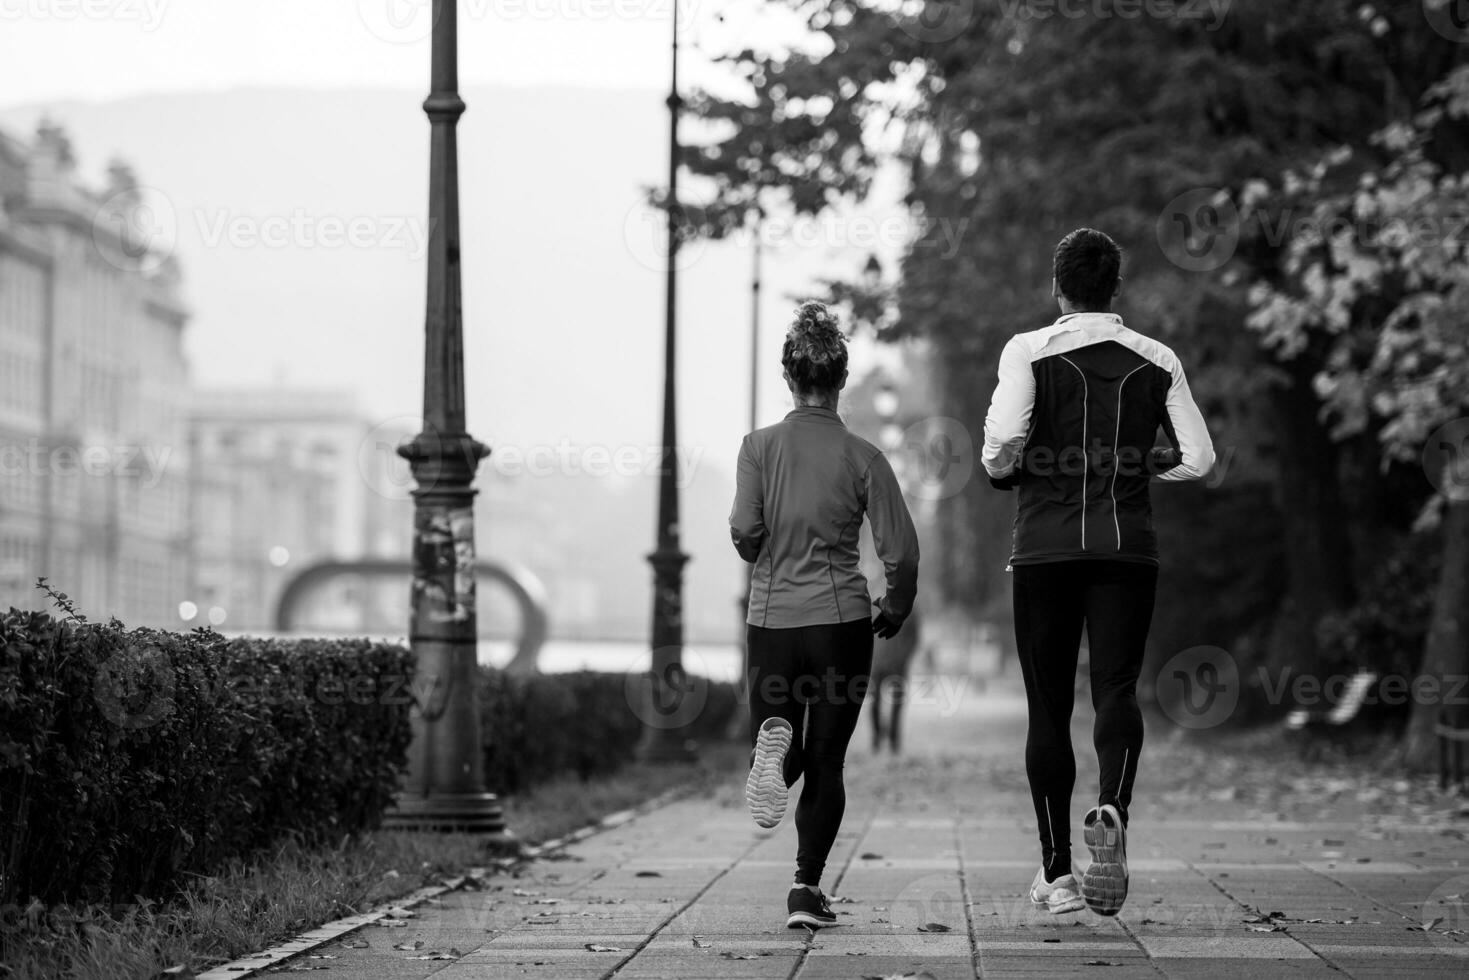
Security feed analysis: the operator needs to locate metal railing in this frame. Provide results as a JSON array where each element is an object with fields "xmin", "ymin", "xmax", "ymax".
[{"xmin": 273, "ymin": 558, "xmax": 549, "ymax": 674}]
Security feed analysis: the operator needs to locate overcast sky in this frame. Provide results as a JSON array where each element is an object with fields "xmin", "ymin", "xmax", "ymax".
[{"xmin": 0, "ymin": 0, "xmax": 807, "ymax": 105}]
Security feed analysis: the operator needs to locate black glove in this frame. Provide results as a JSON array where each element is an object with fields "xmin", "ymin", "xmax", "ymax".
[
  {"xmin": 871, "ymin": 598, "xmax": 903, "ymax": 639},
  {"xmin": 1147, "ymin": 447, "xmax": 1182, "ymax": 475},
  {"xmin": 988, "ymin": 471, "xmax": 1020, "ymax": 492}
]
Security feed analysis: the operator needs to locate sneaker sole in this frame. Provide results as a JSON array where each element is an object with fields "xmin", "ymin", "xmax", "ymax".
[
  {"xmin": 1031, "ymin": 891, "xmax": 1086, "ymax": 915},
  {"xmin": 786, "ymin": 912, "xmax": 835, "ymax": 929},
  {"xmin": 745, "ymin": 721, "xmax": 792, "ymax": 829},
  {"xmin": 1081, "ymin": 811, "xmax": 1128, "ymax": 916}
]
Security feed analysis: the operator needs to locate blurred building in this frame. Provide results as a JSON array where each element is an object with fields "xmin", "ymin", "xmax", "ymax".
[
  {"xmin": 187, "ymin": 388, "xmax": 413, "ymax": 631},
  {"xmin": 0, "ymin": 121, "xmax": 190, "ymax": 623}
]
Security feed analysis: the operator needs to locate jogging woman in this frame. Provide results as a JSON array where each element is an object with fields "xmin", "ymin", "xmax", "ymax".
[{"xmin": 729, "ymin": 300, "xmax": 920, "ymax": 929}]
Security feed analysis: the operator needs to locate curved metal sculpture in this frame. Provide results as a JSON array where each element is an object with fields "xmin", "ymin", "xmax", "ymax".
[{"xmin": 273, "ymin": 557, "xmax": 548, "ymax": 674}]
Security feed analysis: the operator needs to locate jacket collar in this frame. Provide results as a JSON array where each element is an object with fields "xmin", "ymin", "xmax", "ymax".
[
  {"xmin": 785, "ymin": 405, "xmax": 846, "ymax": 426},
  {"xmin": 1054, "ymin": 311, "xmax": 1123, "ymax": 328}
]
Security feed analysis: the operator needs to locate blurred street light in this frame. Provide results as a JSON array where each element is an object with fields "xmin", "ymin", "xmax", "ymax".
[
  {"xmin": 383, "ymin": 0, "xmax": 507, "ymax": 836},
  {"xmin": 268, "ymin": 545, "xmax": 290, "ymax": 568},
  {"xmin": 208, "ymin": 606, "xmax": 227, "ymax": 627},
  {"xmin": 638, "ymin": 0, "xmax": 697, "ymax": 764},
  {"xmin": 178, "ymin": 600, "xmax": 198, "ymax": 622}
]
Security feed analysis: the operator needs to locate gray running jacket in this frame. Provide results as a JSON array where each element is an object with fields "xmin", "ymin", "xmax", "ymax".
[{"xmin": 731, "ymin": 406, "xmax": 920, "ymax": 629}]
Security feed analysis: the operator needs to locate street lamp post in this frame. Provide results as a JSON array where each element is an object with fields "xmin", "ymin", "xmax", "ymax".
[
  {"xmin": 637, "ymin": 0, "xmax": 697, "ymax": 763},
  {"xmin": 383, "ymin": 0, "xmax": 507, "ymax": 835}
]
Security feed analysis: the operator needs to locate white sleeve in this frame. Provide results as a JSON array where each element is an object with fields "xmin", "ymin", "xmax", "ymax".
[
  {"xmin": 982, "ymin": 335, "xmax": 1035, "ymax": 480},
  {"xmin": 1157, "ymin": 360, "xmax": 1216, "ymax": 482}
]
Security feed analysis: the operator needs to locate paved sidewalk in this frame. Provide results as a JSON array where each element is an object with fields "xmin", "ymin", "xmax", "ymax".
[{"xmin": 298, "ymin": 680, "xmax": 1469, "ymax": 979}]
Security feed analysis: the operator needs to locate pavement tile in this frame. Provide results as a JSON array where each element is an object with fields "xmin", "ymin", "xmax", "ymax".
[{"xmin": 256, "ymin": 686, "xmax": 1467, "ymax": 980}]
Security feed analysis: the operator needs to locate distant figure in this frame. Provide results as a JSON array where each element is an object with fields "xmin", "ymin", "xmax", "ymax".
[
  {"xmin": 982, "ymin": 229, "xmax": 1215, "ymax": 918},
  {"xmin": 869, "ymin": 607, "xmax": 922, "ymax": 753},
  {"xmin": 729, "ymin": 300, "xmax": 920, "ymax": 930}
]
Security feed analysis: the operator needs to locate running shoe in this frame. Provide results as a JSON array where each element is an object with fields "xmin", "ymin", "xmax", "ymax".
[
  {"xmin": 745, "ymin": 716, "xmax": 793, "ymax": 829},
  {"xmin": 786, "ymin": 886, "xmax": 837, "ymax": 928},
  {"xmin": 1080, "ymin": 804, "xmax": 1129, "ymax": 916},
  {"xmin": 1028, "ymin": 867, "xmax": 1085, "ymax": 914}
]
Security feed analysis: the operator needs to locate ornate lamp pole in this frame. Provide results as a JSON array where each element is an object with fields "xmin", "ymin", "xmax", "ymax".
[
  {"xmin": 384, "ymin": 0, "xmax": 507, "ymax": 834},
  {"xmin": 637, "ymin": 0, "xmax": 697, "ymax": 763}
]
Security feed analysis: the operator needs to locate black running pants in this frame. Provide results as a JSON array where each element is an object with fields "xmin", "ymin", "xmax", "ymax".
[
  {"xmin": 746, "ymin": 620, "xmax": 873, "ymax": 887},
  {"xmin": 1012, "ymin": 560, "xmax": 1157, "ymax": 878}
]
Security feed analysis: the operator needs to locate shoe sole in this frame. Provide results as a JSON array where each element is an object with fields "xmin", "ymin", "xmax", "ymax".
[
  {"xmin": 745, "ymin": 721, "xmax": 792, "ymax": 829},
  {"xmin": 1030, "ymin": 891, "xmax": 1086, "ymax": 915},
  {"xmin": 1081, "ymin": 809, "xmax": 1128, "ymax": 916},
  {"xmin": 786, "ymin": 912, "xmax": 835, "ymax": 929}
]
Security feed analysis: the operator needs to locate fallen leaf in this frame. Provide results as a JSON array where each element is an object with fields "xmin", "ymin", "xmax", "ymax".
[
  {"xmin": 917, "ymin": 922, "xmax": 951, "ymax": 933},
  {"xmin": 585, "ymin": 944, "xmax": 624, "ymax": 952},
  {"xmin": 393, "ymin": 941, "xmax": 423, "ymax": 951},
  {"xmin": 634, "ymin": 871, "xmax": 663, "ymax": 878},
  {"xmin": 691, "ymin": 937, "xmax": 711, "ymax": 949},
  {"xmin": 859, "ymin": 852, "xmax": 884, "ymax": 860}
]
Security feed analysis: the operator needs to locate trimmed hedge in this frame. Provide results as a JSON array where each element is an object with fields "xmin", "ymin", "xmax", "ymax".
[
  {"xmin": 0, "ymin": 610, "xmax": 414, "ymax": 906},
  {"xmin": 479, "ymin": 668, "xmax": 741, "ymax": 794},
  {"xmin": 1, "ymin": 602, "xmax": 742, "ymax": 906}
]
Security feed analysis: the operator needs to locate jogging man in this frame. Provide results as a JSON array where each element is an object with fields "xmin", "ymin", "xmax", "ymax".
[{"xmin": 982, "ymin": 229, "xmax": 1215, "ymax": 916}]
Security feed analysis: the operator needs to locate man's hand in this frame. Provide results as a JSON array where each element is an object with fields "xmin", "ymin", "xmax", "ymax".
[
  {"xmin": 871, "ymin": 597, "xmax": 903, "ymax": 639},
  {"xmin": 1148, "ymin": 447, "xmax": 1182, "ymax": 475}
]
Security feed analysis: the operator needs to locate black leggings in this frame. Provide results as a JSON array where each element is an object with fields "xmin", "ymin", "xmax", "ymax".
[
  {"xmin": 746, "ymin": 620, "xmax": 873, "ymax": 888},
  {"xmin": 1012, "ymin": 560, "xmax": 1157, "ymax": 878}
]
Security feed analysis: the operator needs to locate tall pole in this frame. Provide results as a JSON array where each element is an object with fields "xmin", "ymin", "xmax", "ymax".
[
  {"xmin": 729, "ymin": 221, "xmax": 762, "ymax": 742},
  {"xmin": 749, "ymin": 226, "xmax": 761, "ymax": 434},
  {"xmin": 638, "ymin": 0, "xmax": 696, "ymax": 763},
  {"xmin": 384, "ymin": 0, "xmax": 507, "ymax": 834}
]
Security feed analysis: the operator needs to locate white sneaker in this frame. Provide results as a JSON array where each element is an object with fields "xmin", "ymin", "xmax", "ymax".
[
  {"xmin": 745, "ymin": 717, "xmax": 793, "ymax": 829},
  {"xmin": 1029, "ymin": 867, "xmax": 1085, "ymax": 915}
]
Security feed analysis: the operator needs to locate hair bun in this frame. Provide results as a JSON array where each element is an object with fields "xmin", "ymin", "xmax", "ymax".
[{"xmin": 782, "ymin": 301, "xmax": 848, "ymax": 393}]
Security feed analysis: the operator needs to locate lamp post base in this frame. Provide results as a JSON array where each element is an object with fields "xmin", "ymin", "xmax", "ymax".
[{"xmin": 383, "ymin": 791, "xmax": 512, "ymax": 838}]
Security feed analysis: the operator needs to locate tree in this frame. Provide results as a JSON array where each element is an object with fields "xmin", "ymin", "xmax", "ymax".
[
  {"xmin": 1242, "ymin": 65, "xmax": 1469, "ymax": 766},
  {"xmin": 682, "ymin": 1, "xmax": 1464, "ymax": 702}
]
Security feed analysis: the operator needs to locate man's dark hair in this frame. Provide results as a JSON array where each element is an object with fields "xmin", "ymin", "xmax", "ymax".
[{"xmin": 1054, "ymin": 228, "xmax": 1122, "ymax": 311}]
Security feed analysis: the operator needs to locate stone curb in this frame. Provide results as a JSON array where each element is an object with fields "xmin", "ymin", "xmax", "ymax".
[{"xmin": 194, "ymin": 785, "xmax": 695, "ymax": 978}]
